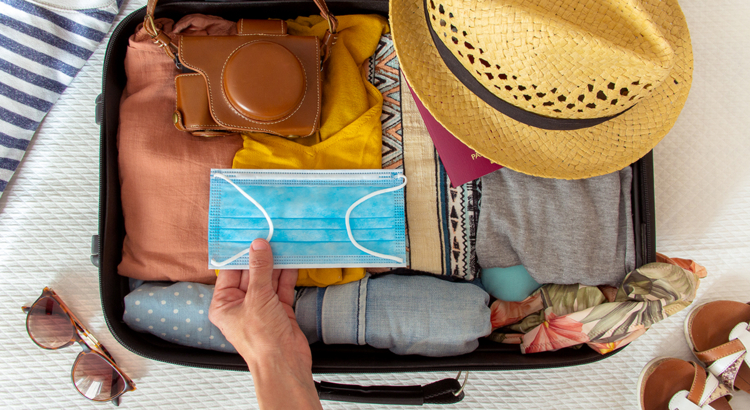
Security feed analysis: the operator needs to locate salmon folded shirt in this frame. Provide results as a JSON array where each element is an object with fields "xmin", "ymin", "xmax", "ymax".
[
  {"xmin": 233, "ymin": 15, "xmax": 389, "ymax": 287},
  {"xmin": 118, "ymin": 15, "xmax": 243, "ymax": 284}
]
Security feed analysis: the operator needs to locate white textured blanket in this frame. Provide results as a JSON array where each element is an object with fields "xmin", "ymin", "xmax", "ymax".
[{"xmin": 1, "ymin": 1, "xmax": 749, "ymax": 408}]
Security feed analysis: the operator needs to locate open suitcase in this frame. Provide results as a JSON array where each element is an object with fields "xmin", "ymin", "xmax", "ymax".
[{"xmin": 94, "ymin": 0, "xmax": 657, "ymax": 405}]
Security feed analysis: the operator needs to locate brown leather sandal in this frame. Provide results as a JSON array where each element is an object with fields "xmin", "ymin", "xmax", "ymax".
[
  {"xmin": 638, "ymin": 357, "xmax": 732, "ymax": 410},
  {"xmin": 685, "ymin": 301, "xmax": 750, "ymax": 393}
]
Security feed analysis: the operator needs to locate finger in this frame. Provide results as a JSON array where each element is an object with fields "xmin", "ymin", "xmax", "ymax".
[
  {"xmin": 277, "ymin": 269, "xmax": 299, "ymax": 307},
  {"xmin": 238, "ymin": 269, "xmax": 250, "ymax": 293},
  {"xmin": 272, "ymin": 269, "xmax": 282, "ymax": 294},
  {"xmin": 245, "ymin": 239, "xmax": 275, "ymax": 293},
  {"xmin": 214, "ymin": 270, "xmax": 243, "ymax": 293}
]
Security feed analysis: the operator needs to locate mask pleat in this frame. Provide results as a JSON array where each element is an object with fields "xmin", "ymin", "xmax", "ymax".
[
  {"xmin": 220, "ymin": 185, "xmax": 396, "ymax": 219},
  {"xmin": 218, "ymin": 217, "xmax": 398, "ymax": 230},
  {"xmin": 218, "ymin": 228, "xmax": 397, "ymax": 243}
]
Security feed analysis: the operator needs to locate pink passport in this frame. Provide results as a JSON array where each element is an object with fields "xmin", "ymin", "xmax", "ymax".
[{"xmin": 408, "ymin": 84, "xmax": 502, "ymax": 187}]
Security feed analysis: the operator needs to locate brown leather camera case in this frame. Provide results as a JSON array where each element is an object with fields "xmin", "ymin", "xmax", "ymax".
[{"xmin": 174, "ymin": 19, "xmax": 321, "ymax": 138}]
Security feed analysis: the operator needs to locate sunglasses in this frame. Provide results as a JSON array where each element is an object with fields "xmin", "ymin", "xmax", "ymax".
[{"xmin": 22, "ymin": 287, "xmax": 136, "ymax": 406}]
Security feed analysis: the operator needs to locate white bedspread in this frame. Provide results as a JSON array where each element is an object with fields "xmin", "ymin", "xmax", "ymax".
[{"xmin": 1, "ymin": 1, "xmax": 749, "ymax": 408}]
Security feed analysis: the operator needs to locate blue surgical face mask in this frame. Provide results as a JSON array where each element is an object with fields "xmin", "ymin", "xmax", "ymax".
[{"xmin": 208, "ymin": 169, "xmax": 407, "ymax": 269}]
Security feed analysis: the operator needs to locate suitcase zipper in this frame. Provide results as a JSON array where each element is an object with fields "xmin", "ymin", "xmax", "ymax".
[{"xmin": 638, "ymin": 153, "xmax": 655, "ymax": 264}]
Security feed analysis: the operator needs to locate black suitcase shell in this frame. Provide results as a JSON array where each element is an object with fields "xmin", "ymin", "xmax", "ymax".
[{"xmin": 96, "ymin": 0, "xmax": 656, "ymax": 404}]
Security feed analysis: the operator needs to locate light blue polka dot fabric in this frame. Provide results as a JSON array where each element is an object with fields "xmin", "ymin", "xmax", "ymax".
[{"xmin": 123, "ymin": 282, "xmax": 236, "ymax": 353}]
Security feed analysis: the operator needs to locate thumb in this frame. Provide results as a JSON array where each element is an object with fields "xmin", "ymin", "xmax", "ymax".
[{"xmin": 246, "ymin": 239, "xmax": 275, "ymax": 293}]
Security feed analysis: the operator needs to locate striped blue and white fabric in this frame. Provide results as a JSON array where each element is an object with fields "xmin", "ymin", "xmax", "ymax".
[{"xmin": 0, "ymin": 0, "xmax": 121, "ymax": 197}]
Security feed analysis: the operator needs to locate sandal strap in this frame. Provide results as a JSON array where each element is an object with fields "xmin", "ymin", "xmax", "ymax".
[
  {"xmin": 696, "ymin": 339, "xmax": 745, "ymax": 364},
  {"xmin": 696, "ymin": 322, "xmax": 750, "ymax": 389},
  {"xmin": 669, "ymin": 362, "xmax": 732, "ymax": 410},
  {"xmin": 689, "ymin": 361, "xmax": 709, "ymax": 404}
]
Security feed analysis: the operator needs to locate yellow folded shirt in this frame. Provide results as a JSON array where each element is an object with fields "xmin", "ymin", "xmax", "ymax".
[{"xmin": 232, "ymin": 14, "xmax": 389, "ymax": 287}]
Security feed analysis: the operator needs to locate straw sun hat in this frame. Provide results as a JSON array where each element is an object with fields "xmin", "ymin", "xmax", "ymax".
[{"xmin": 390, "ymin": 0, "xmax": 693, "ymax": 179}]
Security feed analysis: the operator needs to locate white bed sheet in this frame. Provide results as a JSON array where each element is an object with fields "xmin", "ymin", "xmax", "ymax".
[{"xmin": 1, "ymin": 1, "xmax": 749, "ymax": 408}]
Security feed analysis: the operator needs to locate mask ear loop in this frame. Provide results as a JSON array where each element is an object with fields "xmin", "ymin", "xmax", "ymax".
[
  {"xmin": 345, "ymin": 175, "xmax": 407, "ymax": 263},
  {"xmin": 210, "ymin": 173, "xmax": 274, "ymax": 267}
]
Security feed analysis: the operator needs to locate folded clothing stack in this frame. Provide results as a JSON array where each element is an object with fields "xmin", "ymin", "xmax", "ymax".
[
  {"xmin": 124, "ymin": 272, "xmax": 492, "ymax": 356},
  {"xmin": 123, "ymin": 257, "xmax": 703, "ymax": 356}
]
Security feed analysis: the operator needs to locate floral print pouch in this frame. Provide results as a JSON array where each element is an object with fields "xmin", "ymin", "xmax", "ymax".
[{"xmin": 488, "ymin": 253, "xmax": 704, "ymax": 354}]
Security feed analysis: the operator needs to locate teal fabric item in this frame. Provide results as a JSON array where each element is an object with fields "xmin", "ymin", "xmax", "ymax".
[{"xmin": 481, "ymin": 265, "xmax": 542, "ymax": 302}]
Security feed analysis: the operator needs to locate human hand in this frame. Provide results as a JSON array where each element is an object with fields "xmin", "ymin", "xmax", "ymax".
[{"xmin": 209, "ymin": 239, "xmax": 321, "ymax": 410}]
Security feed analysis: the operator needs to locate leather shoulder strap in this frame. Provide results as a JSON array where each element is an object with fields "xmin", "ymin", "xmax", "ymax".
[
  {"xmin": 144, "ymin": 0, "xmax": 338, "ymax": 63},
  {"xmin": 146, "ymin": 0, "xmax": 157, "ymax": 18},
  {"xmin": 312, "ymin": 0, "xmax": 339, "ymax": 62},
  {"xmin": 145, "ymin": 0, "xmax": 337, "ymax": 25},
  {"xmin": 143, "ymin": 0, "xmax": 178, "ymax": 62},
  {"xmin": 312, "ymin": 0, "xmax": 338, "ymax": 33}
]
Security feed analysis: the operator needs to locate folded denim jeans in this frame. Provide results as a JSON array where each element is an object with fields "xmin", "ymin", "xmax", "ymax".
[{"xmin": 296, "ymin": 272, "xmax": 492, "ymax": 357}]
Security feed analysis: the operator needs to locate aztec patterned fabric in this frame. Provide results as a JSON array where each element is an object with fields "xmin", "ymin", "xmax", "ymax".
[{"xmin": 368, "ymin": 34, "xmax": 480, "ymax": 280}]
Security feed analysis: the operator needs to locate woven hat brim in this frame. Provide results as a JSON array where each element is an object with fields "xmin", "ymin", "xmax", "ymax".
[{"xmin": 390, "ymin": 0, "xmax": 693, "ymax": 179}]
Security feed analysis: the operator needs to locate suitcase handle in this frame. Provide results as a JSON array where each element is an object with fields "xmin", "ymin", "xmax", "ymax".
[{"xmin": 315, "ymin": 371, "xmax": 468, "ymax": 405}]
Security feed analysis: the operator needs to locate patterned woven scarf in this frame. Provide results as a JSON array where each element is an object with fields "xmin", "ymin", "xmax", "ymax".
[{"xmin": 369, "ymin": 34, "xmax": 480, "ymax": 280}]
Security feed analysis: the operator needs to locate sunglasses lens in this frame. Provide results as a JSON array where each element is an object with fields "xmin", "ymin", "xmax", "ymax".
[
  {"xmin": 27, "ymin": 296, "xmax": 75, "ymax": 349},
  {"xmin": 73, "ymin": 353, "xmax": 126, "ymax": 401}
]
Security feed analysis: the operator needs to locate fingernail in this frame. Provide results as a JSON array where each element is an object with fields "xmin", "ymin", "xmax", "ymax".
[{"xmin": 251, "ymin": 239, "xmax": 269, "ymax": 251}]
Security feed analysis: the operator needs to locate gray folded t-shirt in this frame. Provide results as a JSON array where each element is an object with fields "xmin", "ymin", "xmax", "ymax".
[{"xmin": 477, "ymin": 167, "xmax": 635, "ymax": 286}]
